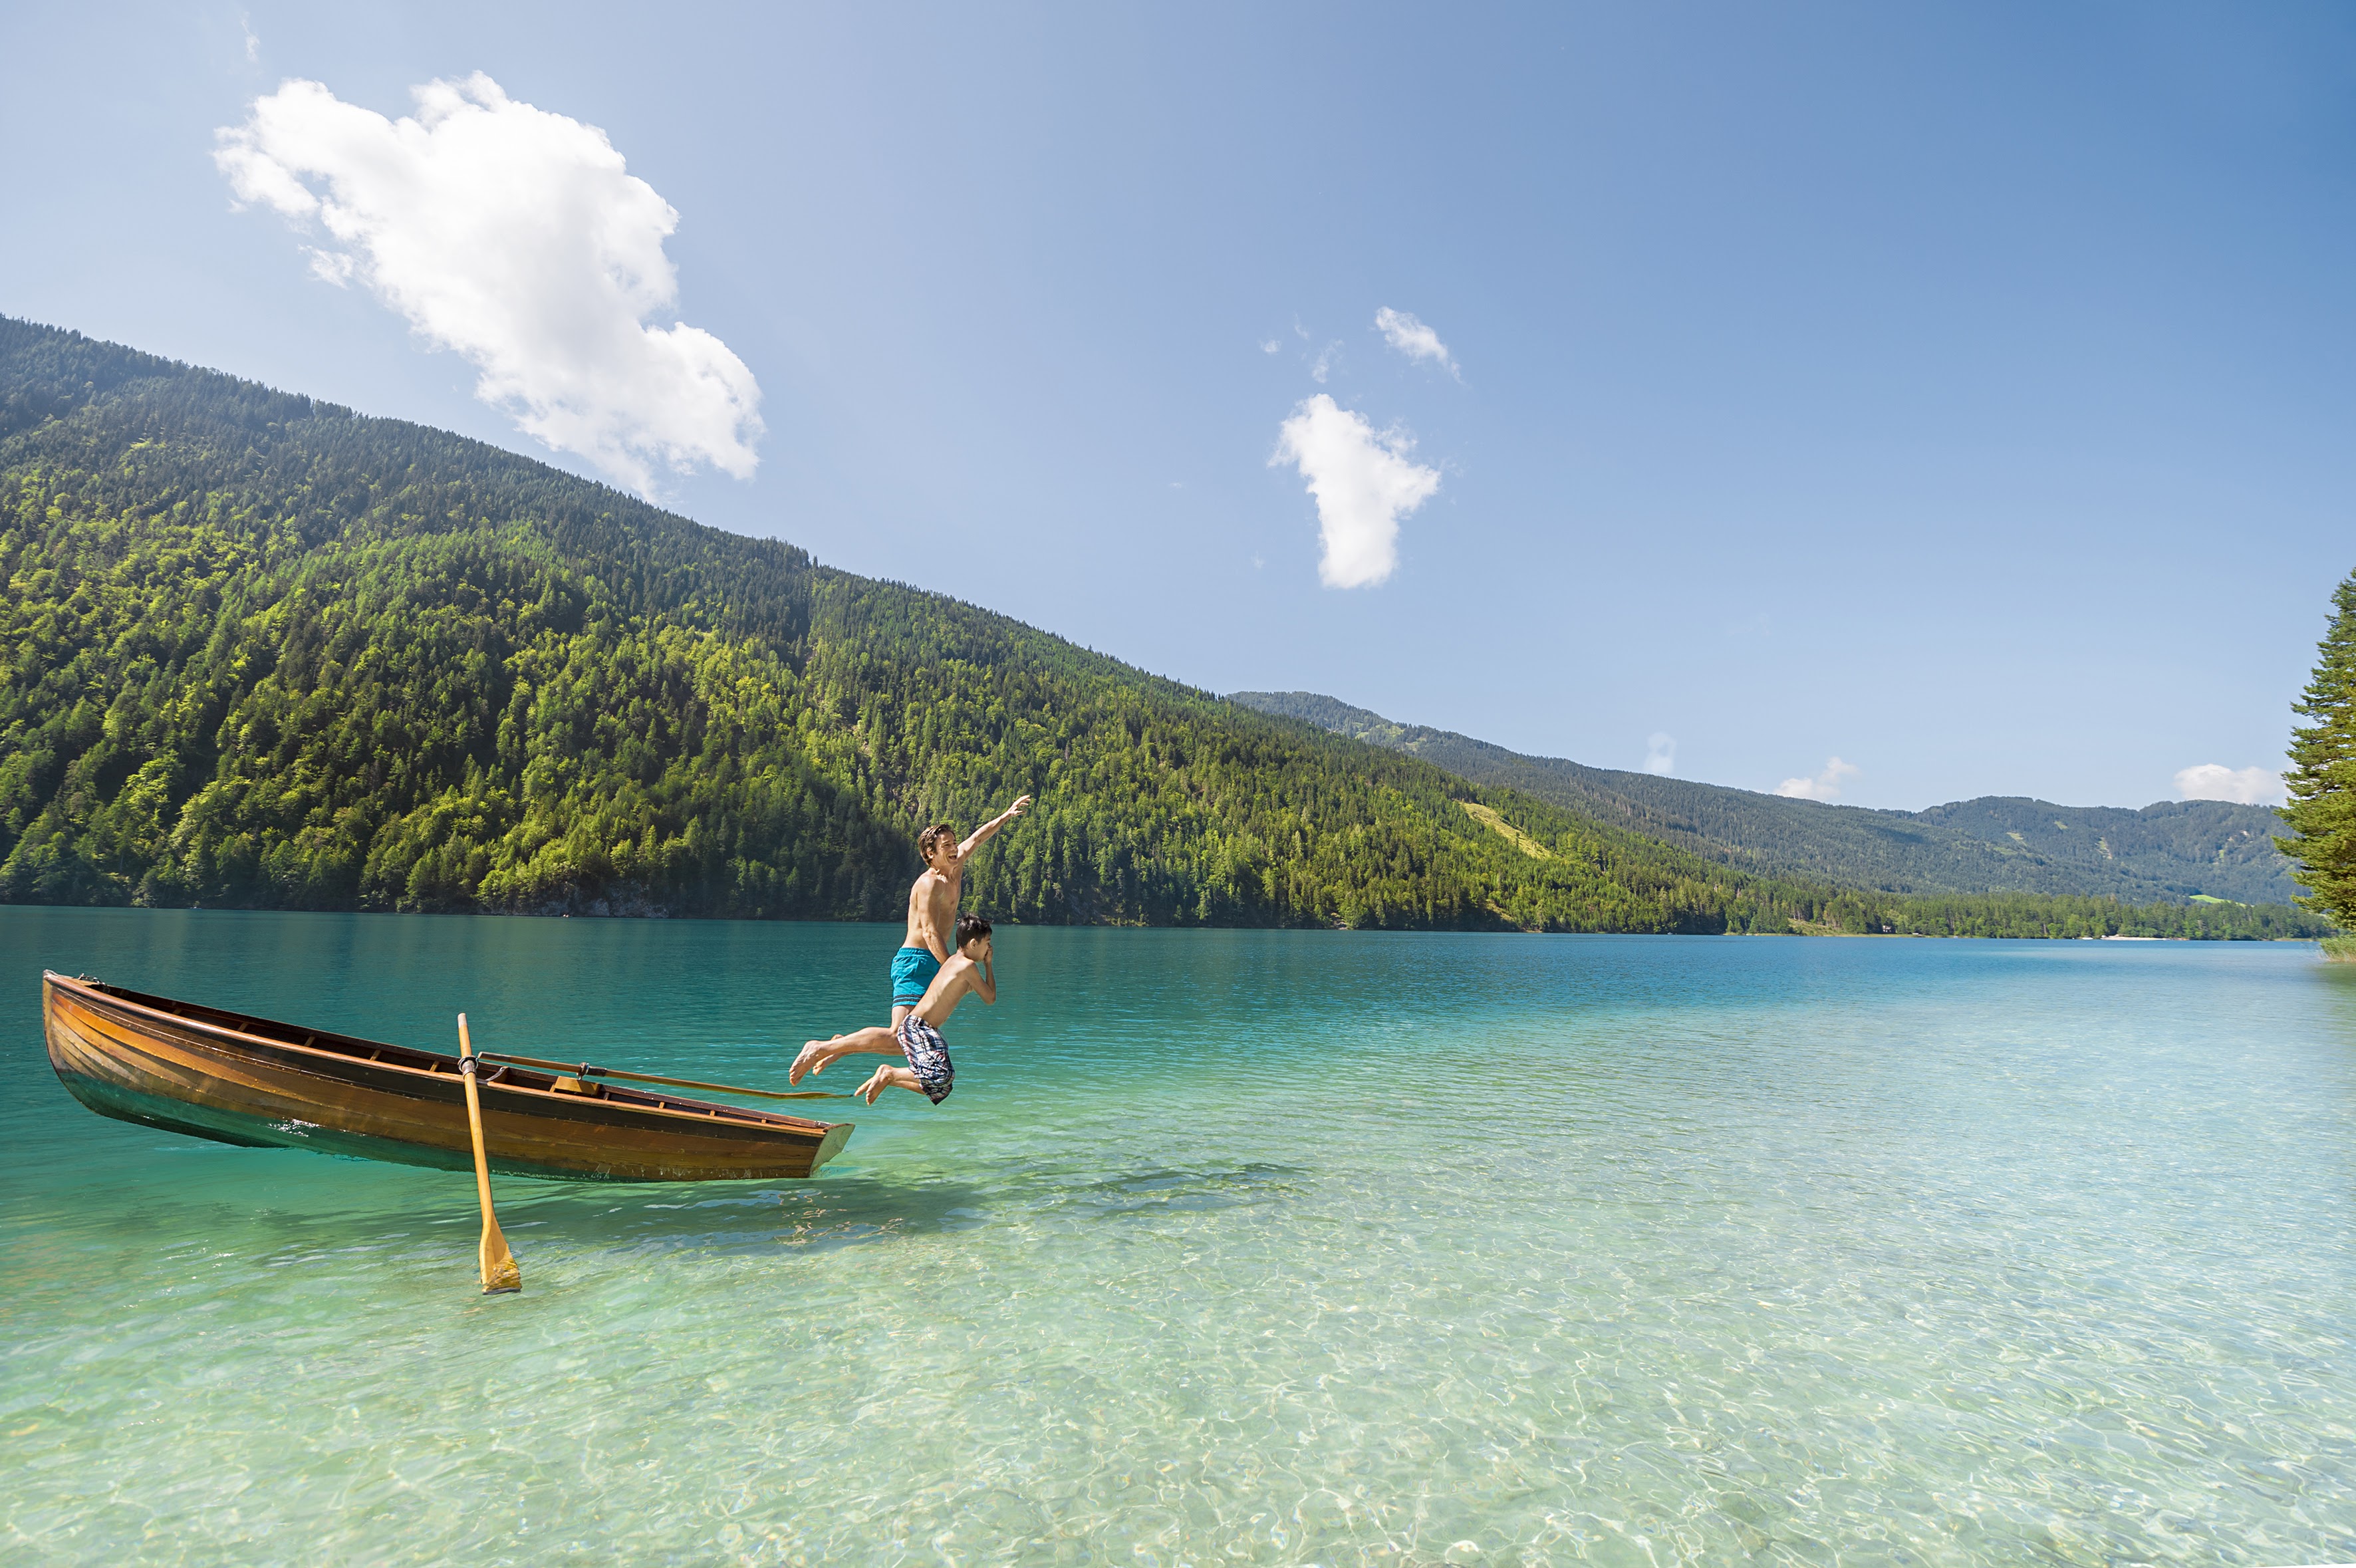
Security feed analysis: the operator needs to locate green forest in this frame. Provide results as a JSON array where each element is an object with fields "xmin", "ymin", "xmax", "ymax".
[
  {"xmin": 0, "ymin": 319, "xmax": 2331, "ymax": 941},
  {"xmin": 1232, "ymin": 691, "xmax": 2301, "ymax": 904},
  {"xmin": 1793, "ymin": 892, "xmax": 2322, "ymax": 940}
]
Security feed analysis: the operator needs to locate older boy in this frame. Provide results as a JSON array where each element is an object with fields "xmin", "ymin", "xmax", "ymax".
[
  {"xmin": 892, "ymin": 796, "xmax": 1026, "ymax": 1021},
  {"xmin": 791, "ymin": 795, "xmax": 1027, "ymax": 1084},
  {"xmin": 794, "ymin": 914, "xmax": 997, "ymax": 1105}
]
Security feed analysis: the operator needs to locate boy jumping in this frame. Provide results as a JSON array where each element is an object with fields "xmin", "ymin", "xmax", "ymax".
[
  {"xmin": 791, "ymin": 795, "xmax": 1027, "ymax": 1084},
  {"xmin": 793, "ymin": 914, "xmax": 997, "ymax": 1105}
]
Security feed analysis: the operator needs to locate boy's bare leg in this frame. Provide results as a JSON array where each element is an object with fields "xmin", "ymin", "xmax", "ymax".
[
  {"xmin": 855, "ymin": 1063, "xmax": 925, "ymax": 1105},
  {"xmin": 790, "ymin": 1024, "xmax": 903, "ymax": 1083},
  {"xmin": 791, "ymin": 1003, "xmax": 918, "ymax": 1082}
]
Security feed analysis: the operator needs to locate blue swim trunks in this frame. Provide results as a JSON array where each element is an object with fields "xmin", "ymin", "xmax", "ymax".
[{"xmin": 890, "ymin": 945, "xmax": 942, "ymax": 1009}]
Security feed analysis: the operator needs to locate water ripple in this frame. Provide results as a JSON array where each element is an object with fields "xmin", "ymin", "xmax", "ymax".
[{"xmin": 1, "ymin": 915, "xmax": 2353, "ymax": 1564}]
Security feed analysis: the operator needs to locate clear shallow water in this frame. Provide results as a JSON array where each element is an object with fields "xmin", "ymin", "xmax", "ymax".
[{"xmin": 1, "ymin": 911, "xmax": 2352, "ymax": 1567}]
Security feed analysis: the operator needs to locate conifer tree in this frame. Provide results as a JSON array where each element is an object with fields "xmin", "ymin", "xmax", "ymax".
[{"xmin": 2279, "ymin": 569, "xmax": 2356, "ymax": 924}]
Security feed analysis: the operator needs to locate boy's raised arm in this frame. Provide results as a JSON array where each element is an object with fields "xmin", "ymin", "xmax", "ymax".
[{"xmin": 958, "ymin": 795, "xmax": 1033, "ymax": 860}]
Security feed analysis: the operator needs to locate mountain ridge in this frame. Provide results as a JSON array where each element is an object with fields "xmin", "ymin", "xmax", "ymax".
[
  {"xmin": 0, "ymin": 317, "xmax": 2316, "ymax": 939},
  {"xmin": 0, "ymin": 317, "xmax": 1847, "ymax": 933},
  {"xmin": 1226, "ymin": 690, "xmax": 2295, "ymax": 905}
]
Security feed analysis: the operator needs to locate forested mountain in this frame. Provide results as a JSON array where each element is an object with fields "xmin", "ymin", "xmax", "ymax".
[
  {"xmin": 0, "ymin": 318, "xmax": 1854, "ymax": 934},
  {"xmin": 1230, "ymin": 691, "xmax": 2297, "ymax": 904},
  {"xmin": 1, "ymin": 321, "xmax": 2319, "ymax": 939}
]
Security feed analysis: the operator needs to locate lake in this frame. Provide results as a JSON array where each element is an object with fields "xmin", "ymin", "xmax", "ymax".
[{"xmin": 1, "ymin": 909, "xmax": 2351, "ymax": 1565}]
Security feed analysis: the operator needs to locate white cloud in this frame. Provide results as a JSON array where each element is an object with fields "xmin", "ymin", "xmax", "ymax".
[
  {"xmin": 1271, "ymin": 394, "xmax": 1440, "ymax": 589},
  {"xmin": 1259, "ymin": 338, "xmax": 1281, "ymax": 354},
  {"xmin": 1309, "ymin": 340, "xmax": 1342, "ymax": 384},
  {"xmin": 1374, "ymin": 307, "xmax": 1459, "ymax": 377},
  {"xmin": 214, "ymin": 73, "xmax": 761, "ymax": 497},
  {"xmin": 2173, "ymin": 763, "xmax": 2286, "ymax": 806},
  {"xmin": 1775, "ymin": 757, "xmax": 1859, "ymax": 801},
  {"xmin": 240, "ymin": 13, "xmax": 259, "ymax": 62},
  {"xmin": 1642, "ymin": 733, "xmax": 1676, "ymax": 776}
]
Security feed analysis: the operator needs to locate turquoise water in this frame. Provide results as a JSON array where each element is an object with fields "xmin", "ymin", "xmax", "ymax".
[{"xmin": 1, "ymin": 910, "xmax": 2353, "ymax": 1566}]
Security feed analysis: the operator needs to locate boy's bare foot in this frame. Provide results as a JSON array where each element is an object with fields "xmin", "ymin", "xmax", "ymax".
[
  {"xmin": 856, "ymin": 1065, "xmax": 893, "ymax": 1105},
  {"xmin": 789, "ymin": 1039, "xmax": 828, "ymax": 1085}
]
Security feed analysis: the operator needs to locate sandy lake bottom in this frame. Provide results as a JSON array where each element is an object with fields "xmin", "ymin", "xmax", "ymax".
[{"xmin": 2, "ymin": 910, "xmax": 2351, "ymax": 1565}]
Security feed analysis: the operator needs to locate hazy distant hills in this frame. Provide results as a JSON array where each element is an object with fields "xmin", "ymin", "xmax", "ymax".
[{"xmin": 1228, "ymin": 692, "xmax": 2297, "ymax": 906}]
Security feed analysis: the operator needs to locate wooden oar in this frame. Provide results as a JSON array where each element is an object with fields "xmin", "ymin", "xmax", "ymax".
[
  {"xmin": 477, "ymin": 1051, "xmax": 851, "ymax": 1102},
  {"xmin": 456, "ymin": 1015, "xmax": 521, "ymax": 1295}
]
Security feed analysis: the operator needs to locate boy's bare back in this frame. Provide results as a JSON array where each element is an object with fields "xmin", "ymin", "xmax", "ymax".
[{"xmin": 913, "ymin": 948, "xmax": 994, "ymax": 1027}]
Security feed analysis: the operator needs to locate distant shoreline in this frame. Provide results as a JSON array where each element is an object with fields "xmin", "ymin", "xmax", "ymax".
[{"xmin": 0, "ymin": 903, "xmax": 2331, "ymax": 945}]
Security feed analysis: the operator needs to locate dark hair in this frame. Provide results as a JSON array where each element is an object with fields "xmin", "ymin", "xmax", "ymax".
[
  {"xmin": 956, "ymin": 913, "xmax": 993, "ymax": 946},
  {"xmin": 918, "ymin": 823, "xmax": 956, "ymax": 859}
]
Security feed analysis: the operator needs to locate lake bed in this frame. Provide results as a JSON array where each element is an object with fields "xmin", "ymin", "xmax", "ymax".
[{"xmin": 2, "ymin": 910, "xmax": 2351, "ymax": 1565}]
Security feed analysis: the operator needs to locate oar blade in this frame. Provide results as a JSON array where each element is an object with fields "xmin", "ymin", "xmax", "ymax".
[{"xmin": 480, "ymin": 1222, "xmax": 521, "ymax": 1294}]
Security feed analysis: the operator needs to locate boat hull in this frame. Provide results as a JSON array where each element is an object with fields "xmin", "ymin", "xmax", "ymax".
[{"xmin": 43, "ymin": 972, "xmax": 852, "ymax": 1182}]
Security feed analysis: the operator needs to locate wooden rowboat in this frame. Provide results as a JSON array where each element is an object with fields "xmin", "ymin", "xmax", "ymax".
[{"xmin": 43, "ymin": 972, "xmax": 854, "ymax": 1181}]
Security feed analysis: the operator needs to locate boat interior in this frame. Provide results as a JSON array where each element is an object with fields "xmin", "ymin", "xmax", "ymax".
[{"xmin": 55, "ymin": 974, "xmax": 828, "ymax": 1131}]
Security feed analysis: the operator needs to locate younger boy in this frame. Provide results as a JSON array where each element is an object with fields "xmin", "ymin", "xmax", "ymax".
[{"xmin": 795, "ymin": 914, "xmax": 997, "ymax": 1105}]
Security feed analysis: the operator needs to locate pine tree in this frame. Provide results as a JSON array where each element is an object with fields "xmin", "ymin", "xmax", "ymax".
[{"xmin": 2279, "ymin": 569, "xmax": 2356, "ymax": 925}]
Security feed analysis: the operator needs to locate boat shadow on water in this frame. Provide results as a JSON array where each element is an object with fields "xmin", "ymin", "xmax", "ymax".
[
  {"xmin": 461, "ymin": 1172, "xmax": 1005, "ymax": 1259},
  {"xmin": 21, "ymin": 1146, "xmax": 1316, "ymax": 1287},
  {"xmin": 485, "ymin": 1158, "xmax": 1314, "ymax": 1259}
]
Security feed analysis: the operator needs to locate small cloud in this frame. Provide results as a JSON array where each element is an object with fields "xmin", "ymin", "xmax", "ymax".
[
  {"xmin": 1271, "ymin": 394, "xmax": 1440, "ymax": 590},
  {"xmin": 1374, "ymin": 307, "xmax": 1460, "ymax": 378},
  {"xmin": 214, "ymin": 72, "xmax": 761, "ymax": 497},
  {"xmin": 1309, "ymin": 340, "xmax": 1342, "ymax": 384},
  {"xmin": 1642, "ymin": 733, "xmax": 1676, "ymax": 776},
  {"xmin": 2173, "ymin": 763, "xmax": 2286, "ymax": 806},
  {"xmin": 1259, "ymin": 338, "xmax": 1281, "ymax": 354},
  {"xmin": 1251, "ymin": 554, "xmax": 1265, "ymax": 569},
  {"xmin": 1775, "ymin": 757, "xmax": 1859, "ymax": 802},
  {"xmin": 241, "ymin": 13, "xmax": 259, "ymax": 62}
]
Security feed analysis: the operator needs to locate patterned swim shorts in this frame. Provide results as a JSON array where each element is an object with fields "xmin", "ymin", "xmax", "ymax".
[{"xmin": 894, "ymin": 1013, "xmax": 955, "ymax": 1105}]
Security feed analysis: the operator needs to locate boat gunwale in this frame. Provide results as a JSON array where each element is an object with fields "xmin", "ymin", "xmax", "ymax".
[{"xmin": 41, "ymin": 970, "xmax": 845, "ymax": 1141}]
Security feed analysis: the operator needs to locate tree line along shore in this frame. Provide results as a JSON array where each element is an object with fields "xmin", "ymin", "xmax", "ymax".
[{"xmin": 0, "ymin": 319, "xmax": 2339, "ymax": 942}]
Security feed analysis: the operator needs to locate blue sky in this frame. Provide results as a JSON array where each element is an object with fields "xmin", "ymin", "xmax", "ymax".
[{"xmin": 5, "ymin": 3, "xmax": 2351, "ymax": 810}]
